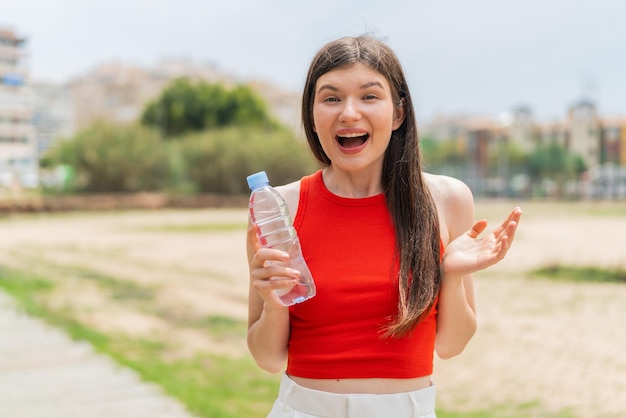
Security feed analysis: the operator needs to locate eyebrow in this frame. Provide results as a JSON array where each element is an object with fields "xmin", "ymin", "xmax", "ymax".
[{"xmin": 316, "ymin": 81, "xmax": 385, "ymax": 95}]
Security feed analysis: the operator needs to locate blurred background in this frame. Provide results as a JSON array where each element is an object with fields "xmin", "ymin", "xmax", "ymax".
[
  {"xmin": 1, "ymin": 2, "xmax": 625, "ymax": 418},
  {"xmin": 1, "ymin": 0, "xmax": 625, "ymax": 199}
]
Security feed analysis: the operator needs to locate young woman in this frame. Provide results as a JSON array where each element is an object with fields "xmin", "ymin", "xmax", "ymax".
[{"xmin": 247, "ymin": 35, "xmax": 522, "ymax": 418}]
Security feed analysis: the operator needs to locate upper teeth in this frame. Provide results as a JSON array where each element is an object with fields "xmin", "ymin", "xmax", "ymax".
[{"xmin": 338, "ymin": 133, "xmax": 366, "ymax": 138}]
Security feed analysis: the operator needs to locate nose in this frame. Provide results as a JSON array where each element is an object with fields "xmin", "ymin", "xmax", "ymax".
[{"xmin": 338, "ymin": 99, "xmax": 361, "ymax": 122}]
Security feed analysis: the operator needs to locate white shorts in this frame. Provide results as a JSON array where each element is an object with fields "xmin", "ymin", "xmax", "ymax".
[{"xmin": 267, "ymin": 374, "xmax": 437, "ymax": 418}]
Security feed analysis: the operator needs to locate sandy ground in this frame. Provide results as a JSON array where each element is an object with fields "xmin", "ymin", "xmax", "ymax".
[{"xmin": 0, "ymin": 201, "xmax": 625, "ymax": 417}]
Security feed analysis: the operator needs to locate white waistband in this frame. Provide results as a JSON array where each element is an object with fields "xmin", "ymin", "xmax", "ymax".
[{"xmin": 277, "ymin": 374, "xmax": 436, "ymax": 418}]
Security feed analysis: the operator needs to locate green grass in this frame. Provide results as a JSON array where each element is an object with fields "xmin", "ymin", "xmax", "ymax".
[
  {"xmin": 0, "ymin": 265, "xmax": 582, "ymax": 417},
  {"xmin": 195, "ymin": 315, "xmax": 248, "ymax": 339},
  {"xmin": 0, "ymin": 267, "xmax": 54, "ymax": 316},
  {"xmin": 7, "ymin": 257, "xmax": 157, "ymax": 301},
  {"xmin": 437, "ymin": 400, "xmax": 576, "ymax": 418},
  {"xmin": 72, "ymin": 267, "xmax": 156, "ymax": 300},
  {"xmin": 533, "ymin": 264, "xmax": 626, "ymax": 283},
  {"xmin": 0, "ymin": 266, "xmax": 279, "ymax": 417},
  {"xmin": 110, "ymin": 339, "xmax": 279, "ymax": 418}
]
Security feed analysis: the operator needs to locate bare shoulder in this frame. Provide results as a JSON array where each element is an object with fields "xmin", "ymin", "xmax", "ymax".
[
  {"xmin": 423, "ymin": 172, "xmax": 475, "ymax": 240},
  {"xmin": 423, "ymin": 173, "xmax": 473, "ymax": 205},
  {"xmin": 275, "ymin": 180, "xmax": 302, "ymax": 219}
]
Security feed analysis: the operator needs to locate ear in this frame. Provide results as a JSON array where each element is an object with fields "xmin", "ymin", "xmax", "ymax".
[{"xmin": 392, "ymin": 98, "xmax": 406, "ymax": 131}]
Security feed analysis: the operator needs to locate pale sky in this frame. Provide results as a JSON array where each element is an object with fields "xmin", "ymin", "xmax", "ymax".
[{"xmin": 3, "ymin": 0, "xmax": 625, "ymax": 122}]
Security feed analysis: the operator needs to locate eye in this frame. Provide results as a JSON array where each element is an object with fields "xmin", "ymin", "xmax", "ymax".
[
  {"xmin": 363, "ymin": 94, "xmax": 378, "ymax": 100},
  {"xmin": 323, "ymin": 97, "xmax": 340, "ymax": 103}
]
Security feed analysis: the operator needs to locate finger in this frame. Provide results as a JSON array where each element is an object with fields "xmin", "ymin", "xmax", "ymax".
[
  {"xmin": 252, "ymin": 277, "xmax": 297, "ymax": 305},
  {"xmin": 491, "ymin": 224, "xmax": 513, "ymax": 251},
  {"xmin": 251, "ymin": 248, "xmax": 298, "ymax": 277},
  {"xmin": 264, "ymin": 248, "xmax": 290, "ymax": 266},
  {"xmin": 251, "ymin": 261, "xmax": 300, "ymax": 279},
  {"xmin": 503, "ymin": 220, "xmax": 519, "ymax": 245},
  {"xmin": 505, "ymin": 208, "xmax": 522, "ymax": 229},
  {"xmin": 467, "ymin": 219, "xmax": 488, "ymax": 238},
  {"xmin": 499, "ymin": 216, "xmax": 520, "ymax": 250},
  {"xmin": 247, "ymin": 223, "xmax": 261, "ymax": 252},
  {"xmin": 252, "ymin": 273, "xmax": 298, "ymax": 300},
  {"xmin": 252, "ymin": 247, "xmax": 289, "ymax": 267},
  {"xmin": 492, "ymin": 212, "xmax": 514, "ymax": 236},
  {"xmin": 501, "ymin": 207, "xmax": 521, "ymax": 232},
  {"xmin": 253, "ymin": 271, "xmax": 299, "ymax": 287},
  {"xmin": 491, "ymin": 209, "xmax": 518, "ymax": 240},
  {"xmin": 495, "ymin": 220, "xmax": 513, "ymax": 242},
  {"xmin": 492, "ymin": 235, "xmax": 509, "ymax": 260}
]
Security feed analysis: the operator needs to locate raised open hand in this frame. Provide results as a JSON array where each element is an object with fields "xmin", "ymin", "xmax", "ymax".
[{"xmin": 441, "ymin": 207, "xmax": 522, "ymax": 278}]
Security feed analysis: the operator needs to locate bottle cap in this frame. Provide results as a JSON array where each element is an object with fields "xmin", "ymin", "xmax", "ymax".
[{"xmin": 246, "ymin": 171, "xmax": 269, "ymax": 190}]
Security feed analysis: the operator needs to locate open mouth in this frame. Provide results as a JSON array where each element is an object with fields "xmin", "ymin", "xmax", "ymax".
[{"xmin": 336, "ymin": 132, "xmax": 370, "ymax": 149}]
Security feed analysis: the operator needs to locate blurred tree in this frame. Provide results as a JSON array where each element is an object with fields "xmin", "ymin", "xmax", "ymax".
[
  {"xmin": 528, "ymin": 142, "xmax": 565, "ymax": 181},
  {"xmin": 45, "ymin": 122, "xmax": 169, "ymax": 193},
  {"xmin": 173, "ymin": 126, "xmax": 317, "ymax": 194},
  {"xmin": 421, "ymin": 137, "xmax": 469, "ymax": 178},
  {"xmin": 141, "ymin": 78, "xmax": 278, "ymax": 137},
  {"xmin": 527, "ymin": 142, "xmax": 587, "ymax": 197}
]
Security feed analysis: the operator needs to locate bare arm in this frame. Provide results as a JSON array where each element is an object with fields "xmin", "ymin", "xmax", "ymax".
[
  {"xmin": 432, "ymin": 176, "xmax": 522, "ymax": 358},
  {"xmin": 246, "ymin": 222, "xmax": 294, "ymax": 373},
  {"xmin": 246, "ymin": 182, "xmax": 302, "ymax": 373},
  {"xmin": 434, "ymin": 177, "xmax": 478, "ymax": 359}
]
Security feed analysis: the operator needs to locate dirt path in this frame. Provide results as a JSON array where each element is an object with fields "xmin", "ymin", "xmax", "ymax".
[
  {"xmin": 0, "ymin": 291, "xmax": 198, "ymax": 418},
  {"xmin": 436, "ymin": 201, "xmax": 626, "ymax": 417},
  {"xmin": 0, "ymin": 202, "xmax": 625, "ymax": 416},
  {"xmin": 0, "ymin": 209, "xmax": 251, "ymax": 357}
]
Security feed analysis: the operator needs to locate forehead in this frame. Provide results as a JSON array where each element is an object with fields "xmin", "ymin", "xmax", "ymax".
[{"xmin": 315, "ymin": 63, "xmax": 391, "ymax": 92}]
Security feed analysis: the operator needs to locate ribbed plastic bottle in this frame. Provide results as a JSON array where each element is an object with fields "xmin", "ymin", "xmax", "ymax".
[{"xmin": 246, "ymin": 171, "xmax": 316, "ymax": 306}]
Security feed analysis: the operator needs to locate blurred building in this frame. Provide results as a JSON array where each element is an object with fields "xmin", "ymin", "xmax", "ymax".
[
  {"xmin": 538, "ymin": 121, "xmax": 568, "ymax": 149},
  {"xmin": 248, "ymin": 79, "xmax": 301, "ymax": 132},
  {"xmin": 421, "ymin": 101, "xmax": 626, "ymax": 198},
  {"xmin": 504, "ymin": 105, "xmax": 540, "ymax": 153},
  {"xmin": 419, "ymin": 114, "xmax": 468, "ymax": 143},
  {"xmin": 587, "ymin": 117, "xmax": 626, "ymax": 198},
  {"xmin": 70, "ymin": 62, "xmax": 160, "ymax": 131},
  {"xmin": 0, "ymin": 26, "xmax": 38, "ymax": 189},
  {"xmin": 69, "ymin": 59, "xmax": 239, "ymax": 131},
  {"xmin": 69, "ymin": 59, "xmax": 299, "ymax": 132},
  {"xmin": 599, "ymin": 117, "xmax": 626, "ymax": 165},
  {"xmin": 567, "ymin": 100, "xmax": 602, "ymax": 168},
  {"xmin": 31, "ymin": 81, "xmax": 74, "ymax": 156}
]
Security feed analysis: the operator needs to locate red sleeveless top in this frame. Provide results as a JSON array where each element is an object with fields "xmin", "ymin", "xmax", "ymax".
[{"xmin": 286, "ymin": 170, "xmax": 439, "ymax": 379}]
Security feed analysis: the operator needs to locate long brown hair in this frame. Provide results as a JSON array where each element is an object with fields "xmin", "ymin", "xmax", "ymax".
[{"xmin": 301, "ymin": 35, "xmax": 441, "ymax": 338}]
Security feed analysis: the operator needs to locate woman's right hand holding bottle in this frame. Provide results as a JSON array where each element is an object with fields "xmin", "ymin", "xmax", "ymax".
[{"xmin": 247, "ymin": 224, "xmax": 300, "ymax": 307}]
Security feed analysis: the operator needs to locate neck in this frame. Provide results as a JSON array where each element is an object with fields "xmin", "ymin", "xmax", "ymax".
[{"xmin": 322, "ymin": 166, "xmax": 384, "ymax": 198}]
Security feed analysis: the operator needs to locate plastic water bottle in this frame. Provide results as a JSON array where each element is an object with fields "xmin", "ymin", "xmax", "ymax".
[{"xmin": 247, "ymin": 171, "xmax": 316, "ymax": 306}]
